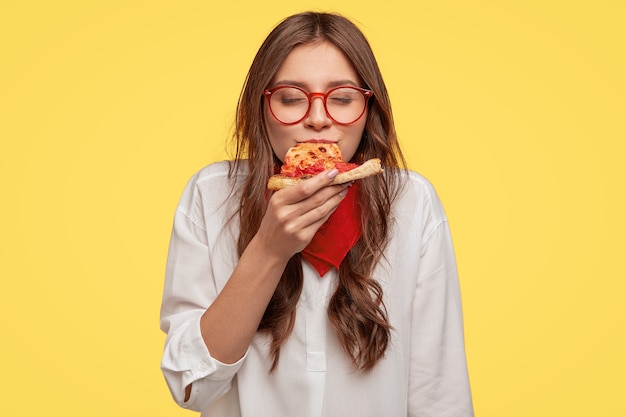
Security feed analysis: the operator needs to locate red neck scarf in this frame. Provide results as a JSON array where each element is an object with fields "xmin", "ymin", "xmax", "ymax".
[{"xmin": 301, "ymin": 184, "xmax": 362, "ymax": 276}]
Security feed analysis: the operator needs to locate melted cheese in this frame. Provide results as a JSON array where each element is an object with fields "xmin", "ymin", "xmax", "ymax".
[{"xmin": 280, "ymin": 143, "xmax": 344, "ymax": 177}]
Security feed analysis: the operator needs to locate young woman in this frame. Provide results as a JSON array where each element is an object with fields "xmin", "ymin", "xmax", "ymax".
[{"xmin": 160, "ymin": 11, "xmax": 474, "ymax": 417}]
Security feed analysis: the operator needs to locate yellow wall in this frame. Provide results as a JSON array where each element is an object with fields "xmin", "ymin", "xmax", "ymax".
[{"xmin": 1, "ymin": 1, "xmax": 624, "ymax": 415}]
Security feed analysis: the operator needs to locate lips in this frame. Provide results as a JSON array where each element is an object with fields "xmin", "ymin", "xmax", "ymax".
[{"xmin": 302, "ymin": 139, "xmax": 336, "ymax": 144}]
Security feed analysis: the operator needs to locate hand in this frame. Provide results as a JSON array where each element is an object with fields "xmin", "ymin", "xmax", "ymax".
[{"xmin": 256, "ymin": 169, "xmax": 350, "ymax": 261}]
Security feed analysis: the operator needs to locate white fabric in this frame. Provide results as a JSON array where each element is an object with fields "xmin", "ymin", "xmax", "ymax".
[{"xmin": 160, "ymin": 161, "xmax": 474, "ymax": 417}]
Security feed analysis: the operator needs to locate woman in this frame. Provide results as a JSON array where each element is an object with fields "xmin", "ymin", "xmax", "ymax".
[{"xmin": 160, "ymin": 11, "xmax": 474, "ymax": 416}]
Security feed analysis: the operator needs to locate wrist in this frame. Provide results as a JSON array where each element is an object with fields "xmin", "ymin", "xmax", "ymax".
[{"xmin": 244, "ymin": 235, "xmax": 291, "ymax": 274}]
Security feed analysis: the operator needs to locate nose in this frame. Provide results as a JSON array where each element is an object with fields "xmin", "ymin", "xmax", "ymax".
[{"xmin": 305, "ymin": 95, "xmax": 332, "ymax": 130}]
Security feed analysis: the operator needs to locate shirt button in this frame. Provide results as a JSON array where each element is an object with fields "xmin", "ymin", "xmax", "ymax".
[{"xmin": 199, "ymin": 361, "xmax": 209, "ymax": 372}]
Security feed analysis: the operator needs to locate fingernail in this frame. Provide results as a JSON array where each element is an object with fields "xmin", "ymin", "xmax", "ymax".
[
  {"xmin": 339, "ymin": 188, "xmax": 348, "ymax": 198},
  {"xmin": 327, "ymin": 169, "xmax": 339, "ymax": 179}
]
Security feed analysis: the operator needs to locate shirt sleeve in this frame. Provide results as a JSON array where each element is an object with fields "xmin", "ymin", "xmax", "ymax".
[
  {"xmin": 159, "ymin": 177, "xmax": 246, "ymax": 411},
  {"xmin": 408, "ymin": 219, "xmax": 474, "ymax": 417}
]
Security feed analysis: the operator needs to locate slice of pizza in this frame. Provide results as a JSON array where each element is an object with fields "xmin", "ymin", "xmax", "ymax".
[{"xmin": 267, "ymin": 142, "xmax": 383, "ymax": 190}]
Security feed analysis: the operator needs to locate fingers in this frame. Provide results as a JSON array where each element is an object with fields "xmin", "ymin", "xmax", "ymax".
[
  {"xmin": 270, "ymin": 183, "xmax": 348, "ymax": 230},
  {"xmin": 270, "ymin": 170, "xmax": 349, "ymax": 225},
  {"xmin": 290, "ymin": 182, "xmax": 349, "ymax": 230},
  {"xmin": 273, "ymin": 186, "xmax": 346, "ymax": 253}
]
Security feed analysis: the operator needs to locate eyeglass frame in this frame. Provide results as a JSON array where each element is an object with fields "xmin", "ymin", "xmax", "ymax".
[{"xmin": 263, "ymin": 85, "xmax": 374, "ymax": 126}]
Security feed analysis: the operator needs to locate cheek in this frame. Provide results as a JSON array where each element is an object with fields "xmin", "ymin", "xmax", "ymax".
[{"xmin": 341, "ymin": 122, "xmax": 367, "ymax": 162}]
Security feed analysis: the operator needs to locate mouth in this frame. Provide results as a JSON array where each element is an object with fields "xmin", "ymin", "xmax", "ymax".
[{"xmin": 301, "ymin": 139, "xmax": 336, "ymax": 144}]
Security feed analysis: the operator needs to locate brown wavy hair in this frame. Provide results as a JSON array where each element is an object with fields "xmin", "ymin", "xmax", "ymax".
[{"xmin": 229, "ymin": 11, "xmax": 406, "ymax": 372}]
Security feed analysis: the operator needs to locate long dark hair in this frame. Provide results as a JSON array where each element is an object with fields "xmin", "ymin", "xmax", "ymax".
[{"xmin": 230, "ymin": 11, "xmax": 406, "ymax": 371}]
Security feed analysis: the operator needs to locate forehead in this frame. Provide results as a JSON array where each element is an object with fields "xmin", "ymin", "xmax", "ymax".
[{"xmin": 271, "ymin": 41, "xmax": 360, "ymax": 88}]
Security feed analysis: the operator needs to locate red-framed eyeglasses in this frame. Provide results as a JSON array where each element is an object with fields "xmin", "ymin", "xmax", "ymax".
[{"xmin": 263, "ymin": 85, "xmax": 373, "ymax": 125}]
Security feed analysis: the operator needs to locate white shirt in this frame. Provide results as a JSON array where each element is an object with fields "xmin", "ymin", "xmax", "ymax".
[{"xmin": 160, "ymin": 161, "xmax": 474, "ymax": 417}]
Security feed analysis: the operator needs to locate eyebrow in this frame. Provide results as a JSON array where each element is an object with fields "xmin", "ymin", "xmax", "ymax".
[{"xmin": 272, "ymin": 79, "xmax": 360, "ymax": 89}]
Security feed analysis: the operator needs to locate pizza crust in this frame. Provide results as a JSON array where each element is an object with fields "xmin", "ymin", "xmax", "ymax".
[{"xmin": 267, "ymin": 158, "xmax": 383, "ymax": 190}]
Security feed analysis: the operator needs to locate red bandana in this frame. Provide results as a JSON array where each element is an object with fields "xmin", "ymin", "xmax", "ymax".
[{"xmin": 301, "ymin": 184, "xmax": 362, "ymax": 276}]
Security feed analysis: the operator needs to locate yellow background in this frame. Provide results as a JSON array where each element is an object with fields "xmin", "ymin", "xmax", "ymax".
[{"xmin": 1, "ymin": 0, "xmax": 624, "ymax": 416}]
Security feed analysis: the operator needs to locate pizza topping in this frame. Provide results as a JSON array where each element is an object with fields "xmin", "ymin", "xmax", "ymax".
[
  {"xmin": 334, "ymin": 161, "xmax": 359, "ymax": 173},
  {"xmin": 280, "ymin": 143, "xmax": 345, "ymax": 178}
]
